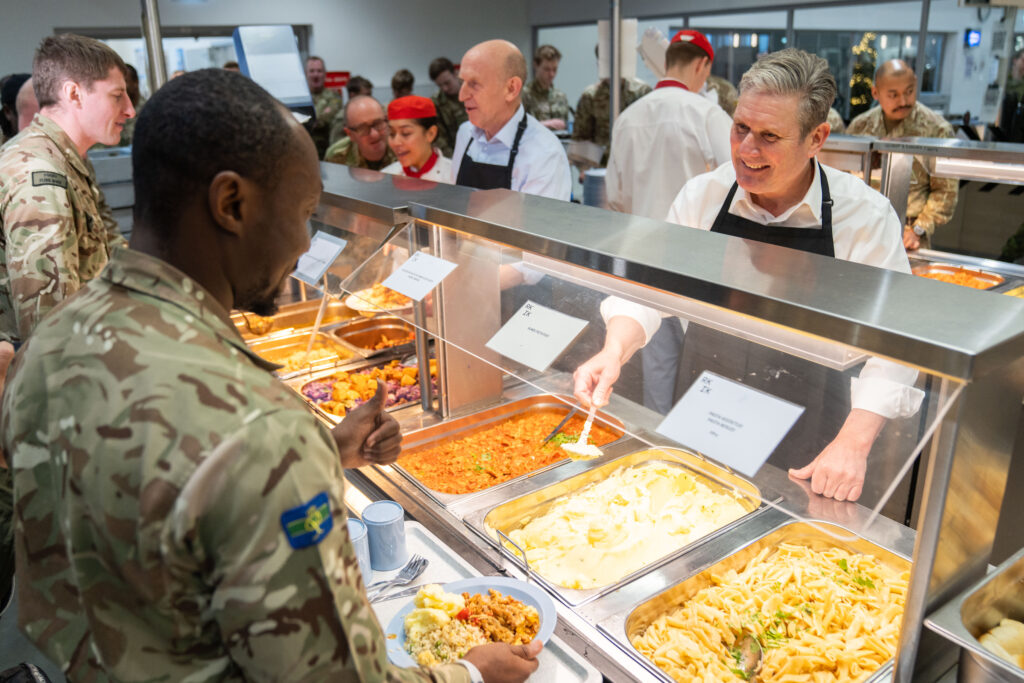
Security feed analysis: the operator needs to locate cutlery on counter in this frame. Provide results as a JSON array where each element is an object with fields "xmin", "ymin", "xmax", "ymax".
[{"xmin": 365, "ymin": 554, "xmax": 428, "ymax": 601}]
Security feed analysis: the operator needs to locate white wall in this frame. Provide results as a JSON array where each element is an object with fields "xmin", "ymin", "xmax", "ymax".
[{"xmin": 1, "ymin": 0, "xmax": 531, "ymax": 97}]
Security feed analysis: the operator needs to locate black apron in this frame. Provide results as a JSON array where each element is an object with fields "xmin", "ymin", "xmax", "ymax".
[
  {"xmin": 679, "ymin": 164, "xmax": 849, "ymax": 469},
  {"xmin": 455, "ymin": 114, "xmax": 528, "ymax": 190}
]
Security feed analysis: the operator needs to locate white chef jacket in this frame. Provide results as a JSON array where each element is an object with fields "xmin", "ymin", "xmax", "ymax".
[
  {"xmin": 602, "ymin": 159, "xmax": 923, "ymax": 420},
  {"xmin": 381, "ymin": 153, "xmax": 453, "ymax": 183},
  {"xmin": 605, "ymin": 82, "xmax": 732, "ymax": 220},
  {"xmin": 450, "ymin": 104, "xmax": 572, "ymax": 201}
]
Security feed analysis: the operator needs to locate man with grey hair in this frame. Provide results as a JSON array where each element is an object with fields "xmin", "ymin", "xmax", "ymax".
[
  {"xmin": 575, "ymin": 49, "xmax": 921, "ymax": 505},
  {"xmin": 451, "ymin": 39, "xmax": 570, "ymax": 200}
]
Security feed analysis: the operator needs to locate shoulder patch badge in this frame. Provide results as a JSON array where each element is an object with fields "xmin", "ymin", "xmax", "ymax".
[
  {"xmin": 280, "ymin": 491, "xmax": 333, "ymax": 549},
  {"xmin": 31, "ymin": 171, "xmax": 68, "ymax": 189}
]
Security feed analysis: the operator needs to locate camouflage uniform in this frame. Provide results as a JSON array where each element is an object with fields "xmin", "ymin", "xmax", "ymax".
[
  {"xmin": 324, "ymin": 136, "xmax": 397, "ymax": 172},
  {"xmin": 827, "ymin": 107, "xmax": 846, "ymax": 134},
  {"xmin": 705, "ymin": 75, "xmax": 737, "ymax": 117},
  {"xmin": 1, "ymin": 246, "xmax": 469, "ymax": 683},
  {"xmin": 311, "ymin": 88, "xmax": 344, "ymax": 159},
  {"xmin": 0, "ymin": 113, "xmax": 126, "ymax": 345},
  {"xmin": 522, "ymin": 80, "xmax": 570, "ymax": 123},
  {"xmin": 847, "ymin": 101, "xmax": 958, "ymax": 243},
  {"xmin": 432, "ymin": 90, "xmax": 468, "ymax": 158},
  {"xmin": 573, "ymin": 78, "xmax": 651, "ymax": 164}
]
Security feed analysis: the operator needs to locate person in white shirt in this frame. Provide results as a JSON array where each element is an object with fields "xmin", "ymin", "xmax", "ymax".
[
  {"xmin": 574, "ymin": 48, "xmax": 922, "ymax": 503},
  {"xmin": 451, "ymin": 39, "xmax": 571, "ymax": 201},
  {"xmin": 381, "ymin": 95, "xmax": 452, "ymax": 183},
  {"xmin": 605, "ymin": 30, "xmax": 733, "ymax": 414}
]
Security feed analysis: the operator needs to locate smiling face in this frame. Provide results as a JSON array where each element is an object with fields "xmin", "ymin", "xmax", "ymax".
[
  {"xmin": 872, "ymin": 71, "xmax": 917, "ymax": 126},
  {"xmin": 459, "ymin": 45, "xmax": 521, "ymax": 138},
  {"xmin": 388, "ymin": 119, "xmax": 436, "ymax": 169},
  {"xmin": 306, "ymin": 58, "xmax": 326, "ymax": 92},
  {"xmin": 730, "ymin": 90, "xmax": 829, "ymax": 214},
  {"xmin": 344, "ymin": 97, "xmax": 389, "ymax": 162},
  {"xmin": 78, "ymin": 67, "xmax": 135, "ymax": 146}
]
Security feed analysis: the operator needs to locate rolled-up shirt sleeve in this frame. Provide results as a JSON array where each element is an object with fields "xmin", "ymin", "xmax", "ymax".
[{"xmin": 599, "ymin": 296, "xmax": 666, "ymax": 345}]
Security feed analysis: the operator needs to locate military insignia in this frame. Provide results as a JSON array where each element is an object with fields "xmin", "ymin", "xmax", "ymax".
[
  {"xmin": 280, "ymin": 491, "xmax": 333, "ymax": 549},
  {"xmin": 31, "ymin": 171, "xmax": 68, "ymax": 189}
]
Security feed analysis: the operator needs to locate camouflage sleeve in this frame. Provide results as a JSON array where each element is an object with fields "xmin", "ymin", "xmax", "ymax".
[
  {"xmin": 1, "ymin": 169, "xmax": 83, "ymax": 340},
  {"xmin": 521, "ymin": 90, "xmax": 539, "ymax": 119},
  {"xmin": 329, "ymin": 114, "xmax": 348, "ymax": 147},
  {"xmin": 914, "ymin": 119, "xmax": 959, "ymax": 235},
  {"xmin": 552, "ymin": 91, "xmax": 570, "ymax": 121},
  {"xmin": 95, "ymin": 184, "xmax": 127, "ymax": 250},
  {"xmin": 573, "ymin": 92, "xmax": 594, "ymax": 142},
  {"xmin": 313, "ymin": 92, "xmax": 342, "ymax": 133},
  {"xmin": 179, "ymin": 412, "xmax": 468, "ymax": 683}
]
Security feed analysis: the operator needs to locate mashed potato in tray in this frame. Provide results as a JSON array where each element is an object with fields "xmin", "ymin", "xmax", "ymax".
[
  {"xmin": 404, "ymin": 584, "xmax": 539, "ymax": 666},
  {"xmin": 506, "ymin": 460, "xmax": 749, "ymax": 590}
]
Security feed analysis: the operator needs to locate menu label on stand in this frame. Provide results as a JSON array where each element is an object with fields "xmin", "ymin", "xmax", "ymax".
[
  {"xmin": 293, "ymin": 232, "xmax": 347, "ymax": 285},
  {"xmin": 655, "ymin": 371, "xmax": 805, "ymax": 477},
  {"xmin": 485, "ymin": 300, "xmax": 588, "ymax": 372},
  {"xmin": 381, "ymin": 251, "xmax": 458, "ymax": 301}
]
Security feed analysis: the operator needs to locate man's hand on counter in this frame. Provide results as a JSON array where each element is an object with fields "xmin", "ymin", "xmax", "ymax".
[
  {"xmin": 464, "ymin": 640, "xmax": 543, "ymax": 683},
  {"xmin": 331, "ymin": 382, "xmax": 403, "ymax": 468},
  {"xmin": 788, "ymin": 408, "xmax": 886, "ymax": 502}
]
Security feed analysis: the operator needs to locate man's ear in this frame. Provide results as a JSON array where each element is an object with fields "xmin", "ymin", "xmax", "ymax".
[
  {"xmin": 807, "ymin": 121, "xmax": 830, "ymax": 157},
  {"xmin": 507, "ymin": 76, "xmax": 523, "ymax": 102},
  {"xmin": 208, "ymin": 170, "xmax": 248, "ymax": 237},
  {"xmin": 61, "ymin": 80, "xmax": 82, "ymax": 109}
]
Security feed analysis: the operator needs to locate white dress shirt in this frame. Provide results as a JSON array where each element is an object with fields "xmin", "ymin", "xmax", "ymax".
[
  {"xmin": 381, "ymin": 154, "xmax": 453, "ymax": 183},
  {"xmin": 605, "ymin": 83, "xmax": 732, "ymax": 220},
  {"xmin": 603, "ymin": 159, "xmax": 923, "ymax": 420},
  {"xmin": 450, "ymin": 104, "xmax": 572, "ymax": 201}
]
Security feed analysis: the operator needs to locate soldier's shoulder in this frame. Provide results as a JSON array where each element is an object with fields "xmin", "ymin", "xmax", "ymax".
[
  {"xmin": 846, "ymin": 107, "xmax": 880, "ymax": 134},
  {"xmin": 580, "ymin": 82, "xmax": 601, "ymax": 98},
  {"xmin": 915, "ymin": 103, "xmax": 954, "ymax": 136},
  {"xmin": 0, "ymin": 133, "xmax": 68, "ymax": 197},
  {"xmin": 629, "ymin": 78, "xmax": 653, "ymax": 94},
  {"xmin": 324, "ymin": 136, "xmax": 354, "ymax": 162}
]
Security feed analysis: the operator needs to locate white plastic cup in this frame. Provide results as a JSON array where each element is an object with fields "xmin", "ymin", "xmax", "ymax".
[
  {"xmin": 347, "ymin": 518, "xmax": 372, "ymax": 579},
  {"xmin": 362, "ymin": 500, "xmax": 408, "ymax": 571}
]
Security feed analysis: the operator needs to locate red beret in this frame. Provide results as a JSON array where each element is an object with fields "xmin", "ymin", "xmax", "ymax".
[
  {"xmin": 671, "ymin": 30, "xmax": 714, "ymax": 62},
  {"xmin": 387, "ymin": 95, "xmax": 437, "ymax": 120}
]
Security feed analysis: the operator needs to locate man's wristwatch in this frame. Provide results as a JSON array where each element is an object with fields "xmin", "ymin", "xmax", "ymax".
[{"xmin": 911, "ymin": 223, "xmax": 926, "ymax": 237}]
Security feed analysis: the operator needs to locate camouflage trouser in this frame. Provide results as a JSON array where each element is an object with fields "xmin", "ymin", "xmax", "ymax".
[{"xmin": 0, "ymin": 466, "xmax": 12, "ymax": 606}]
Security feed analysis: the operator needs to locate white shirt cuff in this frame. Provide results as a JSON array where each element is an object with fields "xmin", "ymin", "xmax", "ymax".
[
  {"xmin": 510, "ymin": 261, "xmax": 545, "ymax": 286},
  {"xmin": 599, "ymin": 296, "xmax": 666, "ymax": 345},
  {"xmin": 850, "ymin": 359, "xmax": 924, "ymax": 419},
  {"xmin": 457, "ymin": 659, "xmax": 485, "ymax": 683}
]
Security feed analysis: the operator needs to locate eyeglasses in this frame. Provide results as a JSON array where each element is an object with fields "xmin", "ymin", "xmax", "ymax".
[{"xmin": 348, "ymin": 119, "xmax": 388, "ymax": 137}]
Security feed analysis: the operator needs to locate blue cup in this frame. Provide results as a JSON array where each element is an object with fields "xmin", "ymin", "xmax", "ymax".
[
  {"xmin": 363, "ymin": 500, "xmax": 407, "ymax": 571},
  {"xmin": 347, "ymin": 518, "xmax": 372, "ymax": 579}
]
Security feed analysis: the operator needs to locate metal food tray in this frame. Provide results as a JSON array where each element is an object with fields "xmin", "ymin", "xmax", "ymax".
[
  {"xmin": 392, "ymin": 395, "xmax": 626, "ymax": 509},
  {"xmin": 285, "ymin": 360, "xmax": 433, "ymax": 425},
  {"xmin": 331, "ymin": 315, "xmax": 417, "ymax": 358},
  {"xmin": 369, "ymin": 522, "xmax": 602, "ymax": 683},
  {"xmin": 617, "ymin": 520, "xmax": 911, "ymax": 683},
  {"xmin": 247, "ymin": 330, "xmax": 360, "ymax": 379},
  {"xmin": 912, "ymin": 263, "xmax": 1005, "ymax": 290},
  {"xmin": 468, "ymin": 447, "xmax": 761, "ymax": 607},
  {"xmin": 231, "ymin": 298, "xmax": 358, "ymax": 339},
  {"xmin": 926, "ymin": 545, "xmax": 1024, "ymax": 683}
]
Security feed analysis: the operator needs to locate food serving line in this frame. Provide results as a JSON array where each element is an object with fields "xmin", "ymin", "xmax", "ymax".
[{"xmin": 235, "ymin": 164, "xmax": 1024, "ymax": 683}]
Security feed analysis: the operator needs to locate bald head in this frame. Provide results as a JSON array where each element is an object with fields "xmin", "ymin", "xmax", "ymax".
[
  {"xmin": 871, "ymin": 59, "xmax": 918, "ymax": 125},
  {"xmin": 16, "ymin": 77, "xmax": 39, "ymax": 131},
  {"xmin": 459, "ymin": 40, "xmax": 527, "ymax": 138},
  {"xmin": 343, "ymin": 95, "xmax": 388, "ymax": 162}
]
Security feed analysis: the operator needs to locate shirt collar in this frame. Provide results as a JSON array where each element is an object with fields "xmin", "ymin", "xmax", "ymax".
[
  {"xmin": 101, "ymin": 247, "xmax": 278, "ymax": 371},
  {"xmin": 31, "ymin": 113, "xmax": 90, "ymax": 178},
  {"xmin": 470, "ymin": 104, "xmax": 526, "ymax": 146},
  {"xmin": 730, "ymin": 159, "xmax": 823, "ymax": 226}
]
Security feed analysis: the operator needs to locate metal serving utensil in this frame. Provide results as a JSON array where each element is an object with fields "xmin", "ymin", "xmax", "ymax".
[
  {"xmin": 540, "ymin": 407, "xmax": 578, "ymax": 446},
  {"xmin": 736, "ymin": 633, "xmax": 763, "ymax": 681}
]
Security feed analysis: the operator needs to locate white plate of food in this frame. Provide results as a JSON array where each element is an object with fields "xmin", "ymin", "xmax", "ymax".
[
  {"xmin": 384, "ymin": 577, "xmax": 556, "ymax": 667},
  {"xmin": 344, "ymin": 283, "xmax": 413, "ymax": 315}
]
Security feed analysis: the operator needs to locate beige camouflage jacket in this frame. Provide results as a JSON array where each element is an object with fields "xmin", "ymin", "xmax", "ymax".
[
  {"xmin": 1, "ymin": 247, "xmax": 467, "ymax": 683},
  {"xmin": 312, "ymin": 88, "xmax": 344, "ymax": 158},
  {"xmin": 522, "ymin": 80, "xmax": 570, "ymax": 123},
  {"xmin": 846, "ymin": 101, "xmax": 958, "ymax": 237},
  {"xmin": 573, "ymin": 78, "xmax": 651, "ymax": 162},
  {"xmin": 432, "ymin": 90, "xmax": 468, "ymax": 158},
  {"xmin": 0, "ymin": 113, "xmax": 125, "ymax": 344},
  {"xmin": 324, "ymin": 135, "xmax": 397, "ymax": 172}
]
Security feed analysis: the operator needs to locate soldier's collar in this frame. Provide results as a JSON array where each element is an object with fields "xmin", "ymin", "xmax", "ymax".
[
  {"xmin": 102, "ymin": 248, "xmax": 280, "ymax": 372},
  {"xmin": 32, "ymin": 114, "xmax": 91, "ymax": 178}
]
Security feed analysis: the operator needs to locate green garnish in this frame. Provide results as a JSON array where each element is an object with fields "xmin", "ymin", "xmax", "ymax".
[
  {"xmin": 730, "ymin": 667, "xmax": 752, "ymax": 680},
  {"xmin": 853, "ymin": 575, "xmax": 876, "ymax": 590},
  {"xmin": 473, "ymin": 464, "xmax": 484, "ymax": 471},
  {"xmin": 837, "ymin": 558, "xmax": 849, "ymax": 573},
  {"xmin": 548, "ymin": 433, "xmax": 577, "ymax": 446}
]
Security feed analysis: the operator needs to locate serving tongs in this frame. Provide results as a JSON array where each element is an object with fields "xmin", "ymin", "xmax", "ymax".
[{"xmin": 540, "ymin": 407, "xmax": 578, "ymax": 446}]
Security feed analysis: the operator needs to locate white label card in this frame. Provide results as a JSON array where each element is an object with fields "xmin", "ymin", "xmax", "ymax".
[
  {"xmin": 485, "ymin": 300, "xmax": 588, "ymax": 373},
  {"xmin": 381, "ymin": 251, "xmax": 458, "ymax": 301},
  {"xmin": 655, "ymin": 371, "xmax": 805, "ymax": 477},
  {"xmin": 293, "ymin": 232, "xmax": 347, "ymax": 285}
]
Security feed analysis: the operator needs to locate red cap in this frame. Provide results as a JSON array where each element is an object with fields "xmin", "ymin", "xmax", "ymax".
[
  {"xmin": 387, "ymin": 95, "xmax": 437, "ymax": 120},
  {"xmin": 671, "ymin": 30, "xmax": 714, "ymax": 62}
]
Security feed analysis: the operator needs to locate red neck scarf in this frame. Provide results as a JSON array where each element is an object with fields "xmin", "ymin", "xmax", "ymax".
[
  {"xmin": 655, "ymin": 79, "xmax": 689, "ymax": 91},
  {"xmin": 403, "ymin": 151, "xmax": 439, "ymax": 178}
]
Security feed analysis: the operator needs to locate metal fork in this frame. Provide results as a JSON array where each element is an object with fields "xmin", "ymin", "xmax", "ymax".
[{"xmin": 365, "ymin": 554, "xmax": 428, "ymax": 600}]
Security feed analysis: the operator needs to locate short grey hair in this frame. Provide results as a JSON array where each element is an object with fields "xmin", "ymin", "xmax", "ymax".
[{"xmin": 739, "ymin": 48, "xmax": 836, "ymax": 137}]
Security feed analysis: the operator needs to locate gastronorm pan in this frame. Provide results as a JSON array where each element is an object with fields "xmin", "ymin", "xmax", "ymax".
[
  {"xmin": 231, "ymin": 298, "xmax": 358, "ymax": 339},
  {"xmin": 246, "ymin": 331, "xmax": 358, "ymax": 378},
  {"xmin": 926, "ymin": 545, "xmax": 1024, "ymax": 683},
  {"xmin": 332, "ymin": 315, "xmax": 417, "ymax": 358},
  {"xmin": 393, "ymin": 395, "xmax": 625, "ymax": 509},
  {"xmin": 912, "ymin": 263, "xmax": 1005, "ymax": 290},
  {"xmin": 474, "ymin": 447, "xmax": 761, "ymax": 607},
  {"xmin": 623, "ymin": 520, "xmax": 910, "ymax": 683}
]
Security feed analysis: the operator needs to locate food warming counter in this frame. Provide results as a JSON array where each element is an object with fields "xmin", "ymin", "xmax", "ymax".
[{"xmin": 250, "ymin": 164, "xmax": 1024, "ymax": 682}]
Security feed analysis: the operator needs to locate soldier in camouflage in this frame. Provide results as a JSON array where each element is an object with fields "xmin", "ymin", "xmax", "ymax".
[
  {"xmin": 704, "ymin": 74, "xmax": 737, "ymax": 117},
  {"xmin": 306, "ymin": 56, "xmax": 344, "ymax": 159},
  {"xmin": 573, "ymin": 77, "xmax": 651, "ymax": 164},
  {"xmin": 325, "ymin": 95, "xmax": 397, "ymax": 171},
  {"xmin": 2, "ymin": 67, "xmax": 540, "ymax": 683},
  {"xmin": 429, "ymin": 58, "xmax": 468, "ymax": 157},
  {"xmin": 846, "ymin": 59, "xmax": 958, "ymax": 250},
  {"xmin": 522, "ymin": 45, "xmax": 570, "ymax": 130}
]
